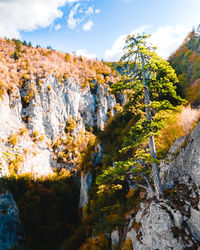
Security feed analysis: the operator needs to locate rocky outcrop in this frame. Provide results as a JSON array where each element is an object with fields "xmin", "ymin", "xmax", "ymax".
[
  {"xmin": 79, "ymin": 172, "xmax": 93, "ymax": 208},
  {"xmin": 21, "ymin": 75, "xmax": 116, "ymax": 138},
  {"xmin": 161, "ymin": 121, "xmax": 200, "ymax": 190},
  {"xmin": 0, "ymin": 192, "xmax": 24, "ymax": 250},
  {"xmin": 124, "ymin": 122, "xmax": 200, "ymax": 249},
  {"xmin": 0, "ymin": 75, "xmax": 117, "ymax": 177}
]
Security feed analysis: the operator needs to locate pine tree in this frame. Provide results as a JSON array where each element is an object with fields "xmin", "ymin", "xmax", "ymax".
[{"xmin": 97, "ymin": 34, "xmax": 184, "ymax": 199}]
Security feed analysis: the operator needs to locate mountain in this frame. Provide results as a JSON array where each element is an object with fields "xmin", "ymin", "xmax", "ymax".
[
  {"xmin": 0, "ymin": 35, "xmax": 199, "ymax": 250},
  {"xmin": 0, "ymin": 38, "xmax": 123, "ymax": 249}
]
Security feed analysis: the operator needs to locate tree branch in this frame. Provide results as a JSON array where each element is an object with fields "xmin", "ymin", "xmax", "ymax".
[{"xmin": 126, "ymin": 172, "xmax": 155, "ymax": 197}]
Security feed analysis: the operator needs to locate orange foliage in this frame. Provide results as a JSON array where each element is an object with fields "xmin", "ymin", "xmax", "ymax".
[
  {"xmin": 0, "ymin": 38, "xmax": 118, "ymax": 95},
  {"xmin": 185, "ymin": 79, "xmax": 200, "ymax": 106},
  {"xmin": 80, "ymin": 234, "xmax": 109, "ymax": 250}
]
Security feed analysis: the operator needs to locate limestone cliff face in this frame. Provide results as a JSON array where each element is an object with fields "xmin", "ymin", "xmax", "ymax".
[
  {"xmin": 123, "ymin": 122, "xmax": 200, "ymax": 249},
  {"xmin": 0, "ymin": 75, "xmax": 117, "ymax": 177}
]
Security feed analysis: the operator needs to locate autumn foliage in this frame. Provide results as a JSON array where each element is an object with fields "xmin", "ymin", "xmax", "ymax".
[
  {"xmin": 0, "ymin": 38, "xmax": 118, "ymax": 96},
  {"xmin": 169, "ymin": 27, "xmax": 200, "ymax": 106}
]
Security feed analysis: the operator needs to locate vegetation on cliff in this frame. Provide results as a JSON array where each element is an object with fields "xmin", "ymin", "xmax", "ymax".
[
  {"xmin": 0, "ymin": 38, "xmax": 118, "ymax": 99},
  {"xmin": 97, "ymin": 34, "xmax": 184, "ymax": 199}
]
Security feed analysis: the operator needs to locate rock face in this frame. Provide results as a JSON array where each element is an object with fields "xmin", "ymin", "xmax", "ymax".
[
  {"xmin": 161, "ymin": 121, "xmax": 200, "ymax": 189},
  {"xmin": 79, "ymin": 172, "xmax": 93, "ymax": 208},
  {"xmin": 0, "ymin": 75, "xmax": 118, "ymax": 247},
  {"xmin": 0, "ymin": 192, "xmax": 24, "ymax": 250},
  {"xmin": 21, "ymin": 76, "xmax": 116, "ymax": 138},
  {"xmin": 124, "ymin": 122, "xmax": 200, "ymax": 249},
  {"xmin": 0, "ymin": 75, "xmax": 117, "ymax": 177}
]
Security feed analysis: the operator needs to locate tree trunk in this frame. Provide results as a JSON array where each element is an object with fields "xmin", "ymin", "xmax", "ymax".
[{"xmin": 141, "ymin": 57, "xmax": 164, "ymax": 199}]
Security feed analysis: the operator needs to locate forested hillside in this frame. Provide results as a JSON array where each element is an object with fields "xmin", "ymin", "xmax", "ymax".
[{"xmin": 169, "ymin": 25, "xmax": 200, "ymax": 106}]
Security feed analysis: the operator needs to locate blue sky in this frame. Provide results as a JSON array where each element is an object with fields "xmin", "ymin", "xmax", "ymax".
[{"xmin": 0, "ymin": 0, "xmax": 199, "ymax": 60}]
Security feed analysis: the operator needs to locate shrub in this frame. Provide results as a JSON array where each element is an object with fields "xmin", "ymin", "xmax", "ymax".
[
  {"xmin": 12, "ymin": 51, "xmax": 19, "ymax": 60},
  {"xmin": 19, "ymin": 126, "xmax": 28, "ymax": 136},
  {"xmin": 8, "ymin": 134, "xmax": 18, "ymax": 146},
  {"xmin": 65, "ymin": 116, "xmax": 76, "ymax": 133},
  {"xmin": 0, "ymin": 81, "xmax": 6, "ymax": 99},
  {"xmin": 123, "ymin": 238, "xmax": 133, "ymax": 250},
  {"xmin": 155, "ymin": 109, "xmax": 185, "ymax": 158},
  {"xmin": 8, "ymin": 153, "xmax": 24, "ymax": 175},
  {"xmin": 65, "ymin": 53, "xmax": 71, "ymax": 62},
  {"xmin": 33, "ymin": 130, "xmax": 39, "ymax": 137},
  {"xmin": 80, "ymin": 234, "xmax": 109, "ymax": 250}
]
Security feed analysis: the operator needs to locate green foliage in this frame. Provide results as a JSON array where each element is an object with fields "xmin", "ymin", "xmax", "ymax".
[
  {"xmin": 0, "ymin": 174, "xmax": 80, "ymax": 250},
  {"xmin": 12, "ymin": 51, "xmax": 19, "ymax": 60},
  {"xmin": 23, "ymin": 40, "xmax": 27, "ymax": 46},
  {"xmin": 12, "ymin": 38, "xmax": 22, "ymax": 51},
  {"xmin": 97, "ymin": 33, "xmax": 185, "ymax": 194}
]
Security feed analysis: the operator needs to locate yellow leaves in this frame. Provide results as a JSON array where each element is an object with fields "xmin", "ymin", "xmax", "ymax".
[
  {"xmin": 8, "ymin": 153, "xmax": 24, "ymax": 176},
  {"xmin": 23, "ymin": 73, "xmax": 30, "ymax": 80},
  {"xmin": 115, "ymin": 103, "xmax": 122, "ymax": 112},
  {"xmin": 19, "ymin": 126, "xmax": 28, "ymax": 136},
  {"xmin": 65, "ymin": 116, "xmax": 76, "ymax": 133},
  {"xmin": 23, "ymin": 95, "xmax": 30, "ymax": 103},
  {"xmin": 64, "ymin": 53, "xmax": 71, "ymax": 62},
  {"xmin": 0, "ymin": 80, "xmax": 6, "ymax": 100},
  {"xmin": 32, "ymin": 130, "xmax": 45, "ymax": 143},
  {"xmin": 155, "ymin": 107, "xmax": 185, "ymax": 157},
  {"xmin": 97, "ymin": 184, "xmax": 122, "ymax": 194},
  {"xmin": 8, "ymin": 134, "xmax": 18, "ymax": 146}
]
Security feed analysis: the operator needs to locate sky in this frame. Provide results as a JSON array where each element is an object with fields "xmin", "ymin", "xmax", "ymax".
[{"xmin": 0, "ymin": 0, "xmax": 199, "ymax": 61}]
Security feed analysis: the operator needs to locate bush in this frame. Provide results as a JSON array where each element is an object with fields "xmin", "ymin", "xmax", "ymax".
[
  {"xmin": 8, "ymin": 134, "xmax": 18, "ymax": 146},
  {"xmin": 65, "ymin": 53, "xmax": 71, "ymax": 62},
  {"xmin": 12, "ymin": 51, "xmax": 19, "ymax": 60},
  {"xmin": 123, "ymin": 238, "xmax": 133, "ymax": 250}
]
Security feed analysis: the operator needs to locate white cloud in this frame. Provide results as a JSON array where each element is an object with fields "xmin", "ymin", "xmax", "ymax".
[
  {"xmin": 0, "ymin": 0, "xmax": 76, "ymax": 39},
  {"xmin": 104, "ymin": 25, "xmax": 148, "ymax": 61},
  {"xmin": 150, "ymin": 24, "xmax": 189, "ymax": 58},
  {"xmin": 85, "ymin": 6, "xmax": 94, "ymax": 15},
  {"xmin": 67, "ymin": 4, "xmax": 98, "ymax": 31},
  {"xmin": 95, "ymin": 9, "xmax": 100, "ymax": 14},
  {"xmin": 104, "ymin": 24, "xmax": 192, "ymax": 61},
  {"xmin": 54, "ymin": 24, "xmax": 62, "ymax": 30},
  {"xmin": 76, "ymin": 49, "xmax": 96, "ymax": 59},
  {"xmin": 67, "ymin": 3, "xmax": 81, "ymax": 30},
  {"xmin": 104, "ymin": 34, "xmax": 126, "ymax": 61},
  {"xmin": 82, "ymin": 20, "xmax": 94, "ymax": 31}
]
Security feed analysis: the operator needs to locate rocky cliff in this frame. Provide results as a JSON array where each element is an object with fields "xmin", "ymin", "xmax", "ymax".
[
  {"xmin": 0, "ymin": 75, "xmax": 117, "ymax": 177},
  {"xmin": 123, "ymin": 121, "xmax": 200, "ymax": 249},
  {"xmin": 0, "ymin": 72, "xmax": 119, "ymax": 248}
]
